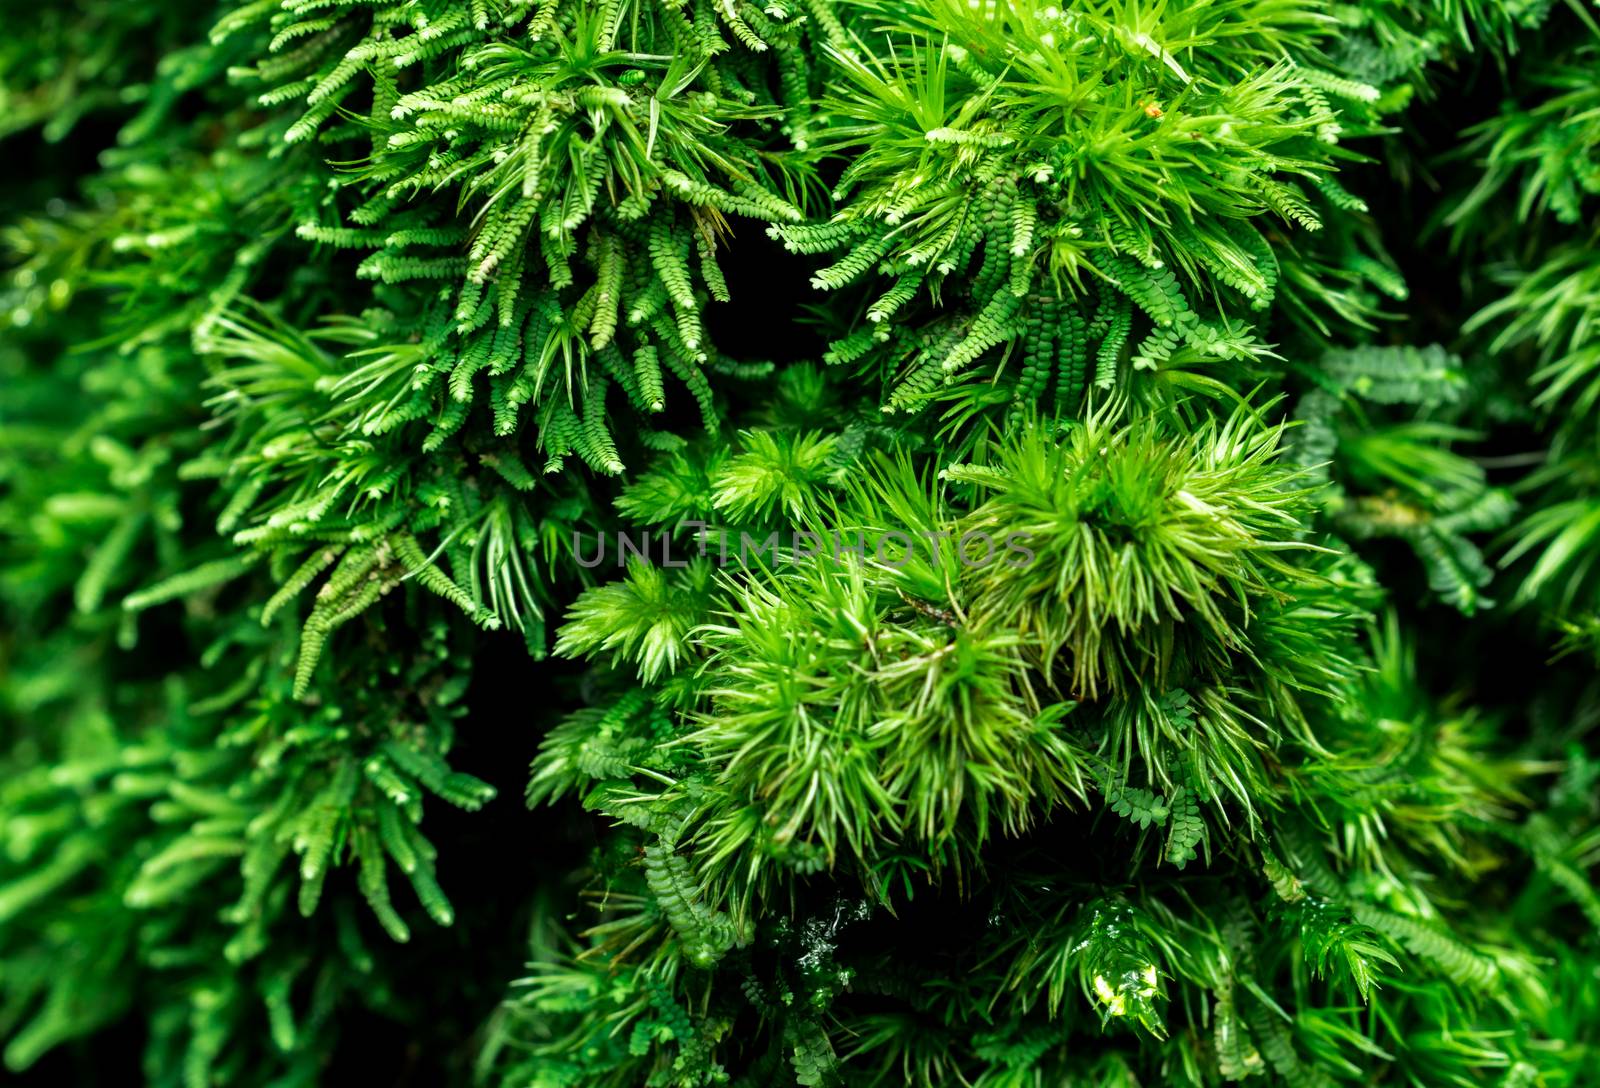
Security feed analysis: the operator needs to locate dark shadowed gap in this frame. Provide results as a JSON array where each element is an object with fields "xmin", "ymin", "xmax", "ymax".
[
  {"xmin": 319, "ymin": 624, "xmax": 596, "ymax": 1083},
  {"xmin": 702, "ymin": 217, "xmax": 827, "ymax": 365}
]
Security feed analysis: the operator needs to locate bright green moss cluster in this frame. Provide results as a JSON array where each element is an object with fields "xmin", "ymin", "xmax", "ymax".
[{"xmin": 3, "ymin": 2, "xmax": 1600, "ymax": 1085}]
